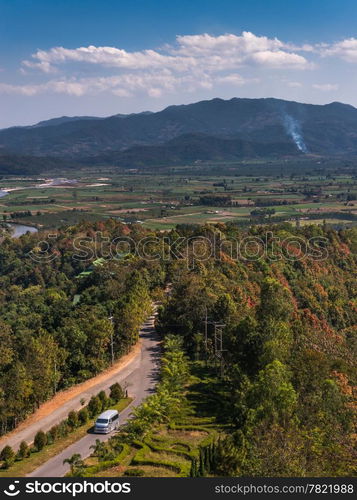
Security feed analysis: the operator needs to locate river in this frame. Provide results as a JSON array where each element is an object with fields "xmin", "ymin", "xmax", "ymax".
[
  {"xmin": 8, "ymin": 224, "xmax": 38, "ymax": 238},
  {"xmin": 0, "ymin": 190, "xmax": 39, "ymax": 237}
]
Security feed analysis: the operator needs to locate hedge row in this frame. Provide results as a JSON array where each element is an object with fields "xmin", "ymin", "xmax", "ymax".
[
  {"xmin": 82, "ymin": 443, "xmax": 131, "ymax": 476},
  {"xmin": 144, "ymin": 439, "xmax": 195, "ymax": 461},
  {"xmin": 168, "ymin": 423, "xmax": 212, "ymax": 432},
  {"xmin": 131, "ymin": 444, "xmax": 190, "ymax": 476},
  {"xmin": 150, "ymin": 436, "xmax": 192, "ymax": 452},
  {"xmin": 0, "ymin": 383, "xmax": 124, "ymax": 470}
]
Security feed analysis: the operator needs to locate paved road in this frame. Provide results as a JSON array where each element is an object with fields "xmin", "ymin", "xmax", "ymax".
[
  {"xmin": 27, "ymin": 312, "xmax": 160, "ymax": 477},
  {"xmin": 1, "ymin": 346, "xmax": 142, "ymax": 453}
]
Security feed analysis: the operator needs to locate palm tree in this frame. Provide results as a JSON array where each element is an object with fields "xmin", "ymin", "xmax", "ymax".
[
  {"xmin": 89, "ymin": 439, "xmax": 107, "ymax": 459},
  {"xmin": 63, "ymin": 453, "xmax": 85, "ymax": 476}
]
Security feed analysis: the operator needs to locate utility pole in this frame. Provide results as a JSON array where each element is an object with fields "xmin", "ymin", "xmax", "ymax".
[
  {"xmin": 203, "ymin": 307, "xmax": 210, "ymax": 367},
  {"xmin": 109, "ymin": 315, "xmax": 114, "ymax": 366},
  {"xmin": 213, "ymin": 322, "xmax": 226, "ymax": 377},
  {"xmin": 202, "ymin": 311, "xmax": 226, "ymax": 377},
  {"xmin": 54, "ymin": 360, "xmax": 57, "ymax": 395},
  {"xmin": 204, "ymin": 306, "xmax": 208, "ymax": 350}
]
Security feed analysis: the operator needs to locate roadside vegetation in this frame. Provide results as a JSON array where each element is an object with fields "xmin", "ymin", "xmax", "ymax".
[
  {"xmin": 157, "ymin": 224, "xmax": 357, "ymax": 476},
  {"xmin": 65, "ymin": 338, "xmax": 228, "ymax": 478},
  {"xmin": 0, "ymin": 220, "xmax": 160, "ymax": 436},
  {"xmin": 78, "ymin": 223, "xmax": 356, "ymax": 477},
  {"xmin": 0, "ymin": 385, "xmax": 131, "ymax": 477},
  {"xmin": 0, "ymin": 218, "xmax": 355, "ymax": 477}
]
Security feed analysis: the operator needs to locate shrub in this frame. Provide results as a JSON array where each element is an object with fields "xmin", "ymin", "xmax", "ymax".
[
  {"xmin": 0, "ymin": 445, "xmax": 14, "ymax": 461},
  {"xmin": 78, "ymin": 407, "xmax": 89, "ymax": 425},
  {"xmin": 98, "ymin": 390, "xmax": 106, "ymax": 402},
  {"xmin": 145, "ymin": 439, "xmax": 194, "ymax": 460},
  {"xmin": 34, "ymin": 430, "xmax": 47, "ymax": 451},
  {"xmin": 190, "ymin": 457, "xmax": 199, "ymax": 477},
  {"xmin": 124, "ymin": 468, "xmax": 145, "ymax": 476},
  {"xmin": 98, "ymin": 390, "xmax": 110, "ymax": 409},
  {"xmin": 0, "ymin": 445, "xmax": 15, "ymax": 468},
  {"xmin": 17, "ymin": 441, "xmax": 30, "ymax": 460},
  {"xmin": 49, "ymin": 425, "xmax": 59, "ymax": 442},
  {"xmin": 88, "ymin": 396, "xmax": 102, "ymax": 417},
  {"xmin": 46, "ymin": 432, "xmax": 54, "ymax": 445},
  {"xmin": 68, "ymin": 410, "xmax": 79, "ymax": 429},
  {"xmin": 58, "ymin": 421, "xmax": 70, "ymax": 438},
  {"xmin": 111, "ymin": 440, "xmax": 124, "ymax": 452},
  {"xmin": 110, "ymin": 382, "xmax": 124, "ymax": 402},
  {"xmin": 81, "ymin": 444, "xmax": 131, "ymax": 477}
]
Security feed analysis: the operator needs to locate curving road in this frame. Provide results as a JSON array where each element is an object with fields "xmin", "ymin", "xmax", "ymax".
[{"xmin": 27, "ymin": 311, "xmax": 160, "ymax": 477}]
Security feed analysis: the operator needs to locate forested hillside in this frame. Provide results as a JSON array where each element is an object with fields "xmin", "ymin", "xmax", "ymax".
[
  {"xmin": 0, "ymin": 220, "xmax": 355, "ymax": 476},
  {"xmin": 158, "ymin": 223, "xmax": 357, "ymax": 476},
  {"xmin": 86, "ymin": 133, "xmax": 298, "ymax": 167},
  {"xmin": 0, "ymin": 220, "xmax": 163, "ymax": 435},
  {"xmin": 0, "ymin": 154, "xmax": 72, "ymax": 175}
]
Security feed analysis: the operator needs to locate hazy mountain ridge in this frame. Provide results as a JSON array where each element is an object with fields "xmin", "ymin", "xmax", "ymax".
[
  {"xmin": 31, "ymin": 116, "xmax": 102, "ymax": 128},
  {"xmin": 86, "ymin": 132, "xmax": 298, "ymax": 167},
  {"xmin": 1, "ymin": 97, "xmax": 357, "ymax": 160},
  {"xmin": 0, "ymin": 153, "xmax": 73, "ymax": 175}
]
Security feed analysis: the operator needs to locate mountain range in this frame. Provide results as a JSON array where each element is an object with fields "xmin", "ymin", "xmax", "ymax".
[{"xmin": 1, "ymin": 97, "xmax": 357, "ymax": 167}]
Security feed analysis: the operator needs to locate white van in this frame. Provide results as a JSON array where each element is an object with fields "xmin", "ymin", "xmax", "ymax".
[{"xmin": 94, "ymin": 409, "xmax": 119, "ymax": 434}]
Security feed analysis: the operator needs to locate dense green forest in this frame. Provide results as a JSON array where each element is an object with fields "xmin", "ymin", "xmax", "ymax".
[
  {"xmin": 0, "ymin": 154, "xmax": 74, "ymax": 175},
  {"xmin": 158, "ymin": 223, "xmax": 357, "ymax": 476},
  {"xmin": 0, "ymin": 219, "xmax": 356, "ymax": 476},
  {"xmin": 0, "ymin": 220, "xmax": 162, "ymax": 434}
]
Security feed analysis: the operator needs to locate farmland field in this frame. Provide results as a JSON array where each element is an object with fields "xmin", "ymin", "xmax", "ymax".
[{"xmin": 0, "ymin": 159, "xmax": 356, "ymax": 232}]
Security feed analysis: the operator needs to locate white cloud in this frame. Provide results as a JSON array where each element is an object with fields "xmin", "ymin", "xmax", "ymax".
[
  {"xmin": 3, "ymin": 31, "xmax": 316, "ymax": 100},
  {"xmin": 174, "ymin": 32, "xmax": 310, "ymax": 69},
  {"xmin": 22, "ymin": 45, "xmax": 195, "ymax": 73},
  {"xmin": 283, "ymin": 42, "xmax": 316, "ymax": 53},
  {"xmin": 0, "ymin": 80, "xmax": 87, "ymax": 96},
  {"xmin": 320, "ymin": 38, "xmax": 357, "ymax": 62},
  {"xmin": 0, "ymin": 70, "xmax": 262, "ymax": 98},
  {"xmin": 111, "ymin": 88, "xmax": 132, "ymax": 97},
  {"xmin": 312, "ymin": 83, "xmax": 339, "ymax": 91},
  {"xmin": 147, "ymin": 88, "xmax": 163, "ymax": 98},
  {"xmin": 0, "ymin": 71, "xmax": 209, "ymax": 97},
  {"xmin": 22, "ymin": 59, "xmax": 57, "ymax": 74},
  {"xmin": 175, "ymin": 32, "xmax": 284, "ymax": 56},
  {"xmin": 287, "ymin": 81, "xmax": 303, "ymax": 88},
  {"xmin": 22, "ymin": 31, "xmax": 312, "ymax": 75},
  {"xmin": 216, "ymin": 73, "xmax": 259, "ymax": 86},
  {"xmin": 0, "ymin": 82, "xmax": 43, "ymax": 96},
  {"xmin": 249, "ymin": 50, "xmax": 310, "ymax": 68}
]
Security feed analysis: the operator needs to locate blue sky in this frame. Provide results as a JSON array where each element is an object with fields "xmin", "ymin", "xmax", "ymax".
[{"xmin": 1, "ymin": 0, "xmax": 357, "ymax": 127}]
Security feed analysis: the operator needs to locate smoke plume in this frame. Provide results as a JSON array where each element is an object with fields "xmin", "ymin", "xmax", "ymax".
[{"xmin": 283, "ymin": 114, "xmax": 307, "ymax": 153}]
